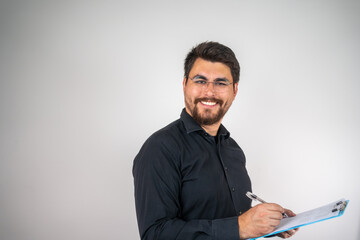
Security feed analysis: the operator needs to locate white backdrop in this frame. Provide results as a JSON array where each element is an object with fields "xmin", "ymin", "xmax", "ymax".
[{"xmin": 0, "ymin": 0, "xmax": 359, "ymax": 239}]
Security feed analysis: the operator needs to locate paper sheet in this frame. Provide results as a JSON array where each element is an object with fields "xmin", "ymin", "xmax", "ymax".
[{"xmin": 249, "ymin": 198, "xmax": 348, "ymax": 240}]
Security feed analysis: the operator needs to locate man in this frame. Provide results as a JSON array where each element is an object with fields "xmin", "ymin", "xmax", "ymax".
[{"xmin": 133, "ymin": 42, "xmax": 298, "ymax": 239}]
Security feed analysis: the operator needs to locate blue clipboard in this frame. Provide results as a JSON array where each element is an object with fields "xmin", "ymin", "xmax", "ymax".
[{"xmin": 248, "ymin": 198, "xmax": 349, "ymax": 240}]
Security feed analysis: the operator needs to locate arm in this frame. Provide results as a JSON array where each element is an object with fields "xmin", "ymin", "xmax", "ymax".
[{"xmin": 133, "ymin": 135, "xmax": 240, "ymax": 240}]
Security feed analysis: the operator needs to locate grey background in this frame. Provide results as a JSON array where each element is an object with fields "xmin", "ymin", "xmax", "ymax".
[{"xmin": 0, "ymin": 0, "xmax": 359, "ymax": 239}]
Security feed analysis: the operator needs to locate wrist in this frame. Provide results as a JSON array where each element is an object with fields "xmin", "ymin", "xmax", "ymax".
[{"xmin": 238, "ymin": 215, "xmax": 250, "ymax": 240}]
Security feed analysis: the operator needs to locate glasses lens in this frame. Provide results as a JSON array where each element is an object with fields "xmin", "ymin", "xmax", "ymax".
[{"xmin": 191, "ymin": 78, "xmax": 232, "ymax": 92}]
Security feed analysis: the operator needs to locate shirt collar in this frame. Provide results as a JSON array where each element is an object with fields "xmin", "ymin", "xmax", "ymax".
[{"xmin": 180, "ymin": 108, "xmax": 230, "ymax": 139}]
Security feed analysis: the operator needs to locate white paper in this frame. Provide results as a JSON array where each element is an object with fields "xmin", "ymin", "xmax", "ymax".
[{"xmin": 249, "ymin": 198, "xmax": 348, "ymax": 240}]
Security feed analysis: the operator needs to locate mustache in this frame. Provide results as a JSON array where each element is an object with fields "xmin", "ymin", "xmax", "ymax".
[{"xmin": 195, "ymin": 98, "xmax": 224, "ymax": 105}]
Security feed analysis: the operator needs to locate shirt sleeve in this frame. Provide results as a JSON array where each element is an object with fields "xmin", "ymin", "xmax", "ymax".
[{"xmin": 132, "ymin": 133, "xmax": 241, "ymax": 240}]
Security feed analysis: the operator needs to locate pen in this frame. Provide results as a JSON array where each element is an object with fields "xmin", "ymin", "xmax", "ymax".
[{"xmin": 246, "ymin": 191, "xmax": 288, "ymax": 218}]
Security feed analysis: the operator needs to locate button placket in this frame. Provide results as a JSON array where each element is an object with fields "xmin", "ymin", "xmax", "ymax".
[{"xmin": 217, "ymin": 136, "xmax": 239, "ymax": 214}]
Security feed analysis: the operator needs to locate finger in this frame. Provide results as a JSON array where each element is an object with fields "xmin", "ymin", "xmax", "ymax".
[
  {"xmin": 287, "ymin": 229, "xmax": 296, "ymax": 235},
  {"xmin": 266, "ymin": 203, "xmax": 284, "ymax": 212},
  {"xmin": 266, "ymin": 204, "xmax": 288, "ymax": 218},
  {"xmin": 278, "ymin": 230, "xmax": 294, "ymax": 239},
  {"xmin": 283, "ymin": 229, "xmax": 296, "ymax": 238},
  {"xmin": 278, "ymin": 232, "xmax": 290, "ymax": 239},
  {"xmin": 254, "ymin": 203, "xmax": 284, "ymax": 219},
  {"xmin": 284, "ymin": 208, "xmax": 296, "ymax": 217},
  {"xmin": 268, "ymin": 219, "xmax": 281, "ymax": 228},
  {"xmin": 269, "ymin": 211, "xmax": 284, "ymax": 221}
]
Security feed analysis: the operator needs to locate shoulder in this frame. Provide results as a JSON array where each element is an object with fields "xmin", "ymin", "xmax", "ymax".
[
  {"xmin": 147, "ymin": 119, "xmax": 184, "ymax": 149},
  {"xmin": 223, "ymin": 135, "xmax": 241, "ymax": 149},
  {"xmin": 133, "ymin": 119, "xmax": 185, "ymax": 166}
]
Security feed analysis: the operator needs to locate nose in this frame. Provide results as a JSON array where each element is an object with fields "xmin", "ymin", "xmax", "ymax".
[{"xmin": 204, "ymin": 82, "xmax": 216, "ymax": 95}]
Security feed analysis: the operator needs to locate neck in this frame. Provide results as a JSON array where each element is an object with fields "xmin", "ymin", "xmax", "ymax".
[
  {"xmin": 184, "ymin": 107, "xmax": 223, "ymax": 136},
  {"xmin": 201, "ymin": 122, "xmax": 221, "ymax": 136}
]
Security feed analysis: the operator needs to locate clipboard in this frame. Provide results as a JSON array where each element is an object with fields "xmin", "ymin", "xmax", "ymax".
[{"xmin": 249, "ymin": 198, "xmax": 349, "ymax": 240}]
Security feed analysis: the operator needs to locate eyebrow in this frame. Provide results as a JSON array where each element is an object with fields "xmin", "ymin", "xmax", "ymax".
[
  {"xmin": 192, "ymin": 74, "xmax": 208, "ymax": 80},
  {"xmin": 193, "ymin": 74, "xmax": 230, "ymax": 82}
]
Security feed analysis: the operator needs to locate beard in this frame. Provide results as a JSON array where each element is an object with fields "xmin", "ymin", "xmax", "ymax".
[{"xmin": 190, "ymin": 98, "xmax": 226, "ymax": 126}]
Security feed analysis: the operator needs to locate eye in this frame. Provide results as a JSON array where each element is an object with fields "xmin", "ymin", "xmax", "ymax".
[
  {"xmin": 214, "ymin": 81, "xmax": 228, "ymax": 86},
  {"xmin": 194, "ymin": 80, "xmax": 207, "ymax": 85}
]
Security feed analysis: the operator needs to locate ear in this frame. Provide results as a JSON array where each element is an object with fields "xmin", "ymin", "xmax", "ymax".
[
  {"xmin": 233, "ymin": 83, "xmax": 238, "ymax": 99},
  {"xmin": 183, "ymin": 77, "xmax": 187, "ymax": 91}
]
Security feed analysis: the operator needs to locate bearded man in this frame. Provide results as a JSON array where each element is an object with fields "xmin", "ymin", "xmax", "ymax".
[{"xmin": 133, "ymin": 42, "xmax": 297, "ymax": 240}]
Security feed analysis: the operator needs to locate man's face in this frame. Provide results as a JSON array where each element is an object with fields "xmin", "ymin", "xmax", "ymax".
[{"xmin": 183, "ymin": 58, "xmax": 238, "ymax": 126}]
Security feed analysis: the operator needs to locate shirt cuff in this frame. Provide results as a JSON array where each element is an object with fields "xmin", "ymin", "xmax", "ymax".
[{"xmin": 212, "ymin": 216, "xmax": 239, "ymax": 240}]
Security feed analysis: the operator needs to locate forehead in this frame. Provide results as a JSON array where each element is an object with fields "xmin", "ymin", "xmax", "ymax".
[{"xmin": 189, "ymin": 58, "xmax": 232, "ymax": 80}]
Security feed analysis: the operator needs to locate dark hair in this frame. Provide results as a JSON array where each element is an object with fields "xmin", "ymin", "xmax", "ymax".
[{"xmin": 184, "ymin": 41, "xmax": 240, "ymax": 84}]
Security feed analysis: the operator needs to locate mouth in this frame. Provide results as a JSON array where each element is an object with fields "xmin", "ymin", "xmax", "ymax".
[
  {"xmin": 201, "ymin": 100, "xmax": 217, "ymax": 106},
  {"xmin": 195, "ymin": 98, "xmax": 223, "ymax": 108}
]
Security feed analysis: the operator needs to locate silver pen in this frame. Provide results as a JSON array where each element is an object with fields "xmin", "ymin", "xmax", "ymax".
[{"xmin": 246, "ymin": 191, "xmax": 288, "ymax": 218}]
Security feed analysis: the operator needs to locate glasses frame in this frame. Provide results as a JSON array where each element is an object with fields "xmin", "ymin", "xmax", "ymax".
[{"xmin": 188, "ymin": 75, "xmax": 234, "ymax": 93}]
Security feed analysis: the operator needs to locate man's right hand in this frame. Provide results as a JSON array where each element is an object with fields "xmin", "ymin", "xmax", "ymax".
[{"xmin": 238, "ymin": 203, "xmax": 285, "ymax": 239}]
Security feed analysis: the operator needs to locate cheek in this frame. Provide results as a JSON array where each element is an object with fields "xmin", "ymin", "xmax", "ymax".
[
  {"xmin": 221, "ymin": 94, "xmax": 236, "ymax": 106},
  {"xmin": 185, "ymin": 87, "xmax": 201, "ymax": 100},
  {"xmin": 184, "ymin": 90, "xmax": 194, "ymax": 106}
]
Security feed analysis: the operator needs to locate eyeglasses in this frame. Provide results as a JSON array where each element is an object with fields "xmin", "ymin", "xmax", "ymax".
[{"xmin": 189, "ymin": 76, "xmax": 233, "ymax": 93}]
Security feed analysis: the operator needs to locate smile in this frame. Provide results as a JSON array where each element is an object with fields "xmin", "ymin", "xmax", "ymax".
[{"xmin": 201, "ymin": 101, "xmax": 217, "ymax": 106}]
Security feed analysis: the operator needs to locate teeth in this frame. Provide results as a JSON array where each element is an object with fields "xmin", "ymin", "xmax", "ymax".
[{"xmin": 201, "ymin": 101, "xmax": 216, "ymax": 106}]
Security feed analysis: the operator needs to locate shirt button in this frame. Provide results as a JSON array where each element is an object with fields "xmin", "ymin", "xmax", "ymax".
[
  {"xmin": 239, "ymin": 211, "xmax": 242, "ymax": 215},
  {"xmin": 232, "ymin": 187, "xmax": 235, "ymax": 192},
  {"xmin": 224, "ymin": 167, "xmax": 228, "ymax": 172}
]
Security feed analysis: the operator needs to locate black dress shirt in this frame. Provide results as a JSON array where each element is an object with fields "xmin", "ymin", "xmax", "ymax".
[{"xmin": 133, "ymin": 109, "xmax": 252, "ymax": 240}]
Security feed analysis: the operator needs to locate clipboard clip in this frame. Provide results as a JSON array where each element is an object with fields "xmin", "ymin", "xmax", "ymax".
[{"xmin": 332, "ymin": 200, "xmax": 347, "ymax": 213}]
